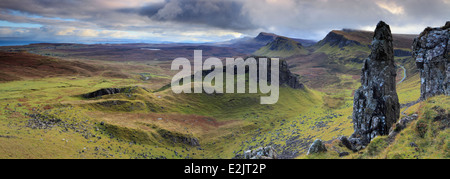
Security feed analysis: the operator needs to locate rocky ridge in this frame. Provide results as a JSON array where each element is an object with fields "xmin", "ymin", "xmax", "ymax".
[{"xmin": 234, "ymin": 146, "xmax": 278, "ymax": 159}]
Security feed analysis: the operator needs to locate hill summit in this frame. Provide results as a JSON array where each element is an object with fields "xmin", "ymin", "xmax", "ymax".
[
  {"xmin": 317, "ymin": 29, "xmax": 416, "ymax": 49},
  {"xmin": 254, "ymin": 32, "xmax": 279, "ymax": 43},
  {"xmin": 254, "ymin": 36, "xmax": 309, "ymax": 58}
]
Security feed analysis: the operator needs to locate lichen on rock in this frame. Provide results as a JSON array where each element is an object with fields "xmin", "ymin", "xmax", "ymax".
[
  {"xmin": 412, "ymin": 21, "xmax": 449, "ymax": 100},
  {"xmin": 350, "ymin": 21, "xmax": 400, "ymax": 147}
]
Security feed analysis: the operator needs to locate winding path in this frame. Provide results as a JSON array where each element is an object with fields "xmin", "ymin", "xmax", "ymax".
[
  {"xmin": 397, "ymin": 65, "xmax": 407, "ymax": 85},
  {"xmin": 396, "ymin": 65, "xmax": 419, "ymax": 116}
]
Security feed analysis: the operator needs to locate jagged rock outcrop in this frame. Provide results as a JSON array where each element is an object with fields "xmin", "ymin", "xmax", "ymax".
[
  {"xmin": 249, "ymin": 57, "xmax": 304, "ymax": 89},
  {"xmin": 338, "ymin": 136, "xmax": 355, "ymax": 152},
  {"xmin": 412, "ymin": 21, "xmax": 449, "ymax": 100},
  {"xmin": 198, "ymin": 57, "xmax": 304, "ymax": 90},
  {"xmin": 279, "ymin": 60, "xmax": 304, "ymax": 89},
  {"xmin": 240, "ymin": 146, "xmax": 278, "ymax": 159},
  {"xmin": 350, "ymin": 21, "xmax": 400, "ymax": 147},
  {"xmin": 306, "ymin": 139, "xmax": 327, "ymax": 155}
]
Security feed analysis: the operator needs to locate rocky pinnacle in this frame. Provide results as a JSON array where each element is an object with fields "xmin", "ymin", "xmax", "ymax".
[
  {"xmin": 412, "ymin": 21, "xmax": 449, "ymax": 100},
  {"xmin": 350, "ymin": 21, "xmax": 400, "ymax": 146}
]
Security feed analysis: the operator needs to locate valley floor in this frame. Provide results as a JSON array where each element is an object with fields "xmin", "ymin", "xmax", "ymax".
[{"xmin": 0, "ymin": 51, "xmax": 447, "ymax": 159}]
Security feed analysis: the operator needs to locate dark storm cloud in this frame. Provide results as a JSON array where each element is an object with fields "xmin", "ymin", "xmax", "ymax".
[{"xmin": 137, "ymin": 0, "xmax": 258, "ymax": 30}]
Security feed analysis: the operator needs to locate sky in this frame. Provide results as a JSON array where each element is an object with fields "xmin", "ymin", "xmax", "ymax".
[{"xmin": 0, "ymin": 0, "xmax": 449, "ymax": 43}]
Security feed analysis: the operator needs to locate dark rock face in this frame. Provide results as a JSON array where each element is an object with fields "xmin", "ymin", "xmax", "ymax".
[
  {"xmin": 412, "ymin": 22, "xmax": 449, "ymax": 100},
  {"xmin": 83, "ymin": 88, "xmax": 121, "ymax": 98},
  {"xmin": 253, "ymin": 58, "xmax": 304, "ymax": 89},
  {"xmin": 350, "ymin": 21, "xmax": 400, "ymax": 146},
  {"xmin": 278, "ymin": 60, "xmax": 304, "ymax": 89},
  {"xmin": 339, "ymin": 136, "xmax": 355, "ymax": 152},
  {"xmin": 306, "ymin": 139, "xmax": 327, "ymax": 155}
]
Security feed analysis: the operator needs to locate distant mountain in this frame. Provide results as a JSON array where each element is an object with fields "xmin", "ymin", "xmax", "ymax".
[
  {"xmin": 217, "ymin": 32, "xmax": 316, "ymax": 54},
  {"xmin": 254, "ymin": 36, "xmax": 309, "ymax": 58},
  {"xmin": 316, "ymin": 29, "xmax": 416, "ymax": 50},
  {"xmin": 312, "ymin": 29, "xmax": 417, "ymax": 65},
  {"xmin": 254, "ymin": 32, "xmax": 279, "ymax": 43},
  {"xmin": 281, "ymin": 29, "xmax": 418, "ymax": 89},
  {"xmin": 253, "ymin": 32, "xmax": 316, "ymax": 47}
]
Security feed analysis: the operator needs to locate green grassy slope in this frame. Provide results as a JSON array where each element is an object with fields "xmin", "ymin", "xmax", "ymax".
[
  {"xmin": 0, "ymin": 63, "xmax": 339, "ymax": 158},
  {"xmin": 1, "ymin": 28, "xmax": 447, "ymax": 159},
  {"xmin": 303, "ymin": 95, "xmax": 448, "ymax": 159}
]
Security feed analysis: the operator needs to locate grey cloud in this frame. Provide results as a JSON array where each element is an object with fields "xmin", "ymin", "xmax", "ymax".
[
  {"xmin": 0, "ymin": 0, "xmax": 449, "ymax": 42},
  {"xmin": 137, "ymin": 0, "xmax": 258, "ymax": 30},
  {"xmin": 0, "ymin": 0, "xmax": 94, "ymax": 18},
  {"xmin": 241, "ymin": 0, "xmax": 450, "ymax": 40}
]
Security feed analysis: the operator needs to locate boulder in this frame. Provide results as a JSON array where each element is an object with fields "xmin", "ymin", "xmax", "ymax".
[
  {"xmin": 306, "ymin": 139, "xmax": 327, "ymax": 155},
  {"xmin": 241, "ymin": 146, "xmax": 278, "ymax": 159},
  {"xmin": 339, "ymin": 136, "xmax": 355, "ymax": 152},
  {"xmin": 350, "ymin": 21, "xmax": 400, "ymax": 146},
  {"xmin": 339, "ymin": 152, "xmax": 349, "ymax": 157},
  {"xmin": 412, "ymin": 21, "xmax": 449, "ymax": 100}
]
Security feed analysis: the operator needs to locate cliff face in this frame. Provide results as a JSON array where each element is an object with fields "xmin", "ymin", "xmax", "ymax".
[
  {"xmin": 278, "ymin": 59, "xmax": 304, "ymax": 89},
  {"xmin": 412, "ymin": 22, "xmax": 450, "ymax": 100},
  {"xmin": 318, "ymin": 30, "xmax": 363, "ymax": 48},
  {"xmin": 350, "ymin": 21, "xmax": 400, "ymax": 146}
]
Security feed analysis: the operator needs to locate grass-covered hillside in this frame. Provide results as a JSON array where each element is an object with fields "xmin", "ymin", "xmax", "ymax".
[
  {"xmin": 303, "ymin": 95, "xmax": 449, "ymax": 159},
  {"xmin": 0, "ymin": 27, "xmax": 447, "ymax": 159},
  {"xmin": 0, "ymin": 51, "xmax": 354, "ymax": 158}
]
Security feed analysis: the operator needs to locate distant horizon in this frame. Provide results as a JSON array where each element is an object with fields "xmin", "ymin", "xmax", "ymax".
[
  {"xmin": 0, "ymin": 27, "xmax": 426, "ymax": 47},
  {"xmin": 0, "ymin": 0, "xmax": 448, "ymax": 44}
]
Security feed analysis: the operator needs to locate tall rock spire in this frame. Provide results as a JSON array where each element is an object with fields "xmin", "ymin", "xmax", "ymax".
[
  {"xmin": 350, "ymin": 21, "xmax": 400, "ymax": 146},
  {"xmin": 412, "ymin": 21, "xmax": 449, "ymax": 100}
]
